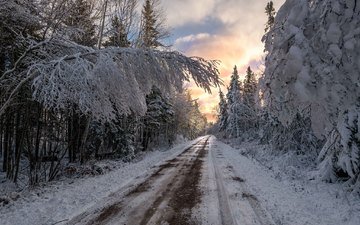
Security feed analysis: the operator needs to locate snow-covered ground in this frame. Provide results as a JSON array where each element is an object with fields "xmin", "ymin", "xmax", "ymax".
[
  {"xmin": 1, "ymin": 136, "xmax": 359, "ymax": 225},
  {"xmin": 210, "ymin": 136, "xmax": 360, "ymax": 225},
  {"xmin": 0, "ymin": 138, "xmax": 202, "ymax": 225}
]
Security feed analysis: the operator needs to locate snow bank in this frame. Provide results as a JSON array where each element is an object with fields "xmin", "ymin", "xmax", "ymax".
[
  {"xmin": 211, "ymin": 137, "xmax": 360, "ymax": 225},
  {"xmin": 0, "ymin": 138, "xmax": 201, "ymax": 225}
]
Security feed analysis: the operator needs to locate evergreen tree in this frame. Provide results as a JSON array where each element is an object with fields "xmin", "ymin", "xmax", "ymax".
[
  {"xmin": 241, "ymin": 66, "xmax": 258, "ymax": 131},
  {"xmin": 141, "ymin": 0, "xmax": 158, "ymax": 48},
  {"xmin": 139, "ymin": 0, "xmax": 168, "ymax": 48},
  {"xmin": 104, "ymin": 15, "xmax": 131, "ymax": 47},
  {"xmin": 265, "ymin": 1, "xmax": 276, "ymax": 32},
  {"xmin": 218, "ymin": 89, "xmax": 228, "ymax": 131},
  {"xmin": 142, "ymin": 86, "xmax": 174, "ymax": 150},
  {"xmin": 64, "ymin": 0, "xmax": 97, "ymax": 47},
  {"xmin": 0, "ymin": 0, "xmax": 40, "ymax": 73},
  {"xmin": 226, "ymin": 66, "xmax": 243, "ymax": 106},
  {"xmin": 226, "ymin": 66, "xmax": 243, "ymax": 138},
  {"xmin": 243, "ymin": 66, "xmax": 257, "ymax": 108}
]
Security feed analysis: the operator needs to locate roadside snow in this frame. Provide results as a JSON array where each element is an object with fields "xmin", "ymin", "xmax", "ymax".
[
  {"xmin": 210, "ymin": 136, "xmax": 360, "ymax": 225},
  {"xmin": 0, "ymin": 138, "xmax": 201, "ymax": 225}
]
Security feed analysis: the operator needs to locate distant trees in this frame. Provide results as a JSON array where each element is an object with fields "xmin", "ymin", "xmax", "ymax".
[
  {"xmin": 173, "ymin": 91, "xmax": 208, "ymax": 139},
  {"xmin": 217, "ymin": 66, "xmax": 259, "ymax": 139}
]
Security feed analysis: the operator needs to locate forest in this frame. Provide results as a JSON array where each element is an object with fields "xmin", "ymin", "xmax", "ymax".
[
  {"xmin": 0, "ymin": 0, "xmax": 360, "ymax": 224},
  {"xmin": 1, "ymin": 0, "xmax": 360, "ymax": 198},
  {"xmin": 0, "ymin": 0, "xmax": 220, "ymax": 186},
  {"xmin": 216, "ymin": 0, "xmax": 360, "ymax": 194}
]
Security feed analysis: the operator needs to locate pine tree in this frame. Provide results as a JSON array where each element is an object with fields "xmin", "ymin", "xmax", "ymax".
[
  {"xmin": 142, "ymin": 86, "xmax": 174, "ymax": 150},
  {"xmin": 218, "ymin": 89, "xmax": 228, "ymax": 131},
  {"xmin": 65, "ymin": 0, "xmax": 97, "ymax": 47},
  {"xmin": 141, "ymin": 0, "xmax": 158, "ymax": 48},
  {"xmin": 265, "ymin": 1, "xmax": 276, "ymax": 32},
  {"xmin": 139, "ymin": 0, "xmax": 168, "ymax": 48},
  {"xmin": 243, "ymin": 66, "xmax": 257, "ymax": 108},
  {"xmin": 241, "ymin": 66, "xmax": 258, "ymax": 131},
  {"xmin": 226, "ymin": 66, "xmax": 242, "ymax": 106},
  {"xmin": 104, "ymin": 15, "xmax": 131, "ymax": 47},
  {"xmin": 226, "ymin": 66, "xmax": 243, "ymax": 138}
]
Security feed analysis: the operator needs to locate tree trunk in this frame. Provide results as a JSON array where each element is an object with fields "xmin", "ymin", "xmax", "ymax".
[
  {"xmin": 13, "ymin": 109, "xmax": 24, "ymax": 183},
  {"xmin": 79, "ymin": 117, "xmax": 91, "ymax": 164}
]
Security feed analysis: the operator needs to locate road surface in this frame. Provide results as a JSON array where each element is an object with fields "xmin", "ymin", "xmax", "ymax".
[{"xmin": 66, "ymin": 136, "xmax": 274, "ymax": 225}]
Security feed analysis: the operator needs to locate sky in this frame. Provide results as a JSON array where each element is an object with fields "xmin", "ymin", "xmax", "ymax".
[{"xmin": 160, "ymin": 0, "xmax": 285, "ymax": 122}]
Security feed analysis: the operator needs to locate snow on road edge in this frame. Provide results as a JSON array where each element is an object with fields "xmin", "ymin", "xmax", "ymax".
[
  {"xmin": 0, "ymin": 137, "xmax": 203, "ymax": 225},
  {"xmin": 210, "ymin": 136, "xmax": 360, "ymax": 225}
]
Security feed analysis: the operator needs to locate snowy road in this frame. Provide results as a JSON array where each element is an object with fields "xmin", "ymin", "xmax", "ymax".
[
  {"xmin": 1, "ymin": 136, "xmax": 358, "ymax": 225},
  {"xmin": 65, "ymin": 136, "xmax": 274, "ymax": 225}
]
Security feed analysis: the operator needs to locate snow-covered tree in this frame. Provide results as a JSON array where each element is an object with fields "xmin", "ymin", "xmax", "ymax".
[
  {"xmin": 243, "ymin": 66, "xmax": 257, "ymax": 108},
  {"xmin": 218, "ymin": 89, "xmax": 228, "ymax": 131},
  {"xmin": 261, "ymin": 0, "xmax": 360, "ymax": 189},
  {"xmin": 171, "ymin": 90, "xmax": 207, "ymax": 139},
  {"xmin": 0, "ymin": 0, "xmax": 40, "ymax": 73},
  {"xmin": 226, "ymin": 66, "xmax": 242, "ymax": 106},
  {"xmin": 142, "ymin": 86, "xmax": 174, "ymax": 150},
  {"xmin": 226, "ymin": 66, "xmax": 243, "ymax": 138},
  {"xmin": 242, "ymin": 66, "xmax": 259, "ymax": 130}
]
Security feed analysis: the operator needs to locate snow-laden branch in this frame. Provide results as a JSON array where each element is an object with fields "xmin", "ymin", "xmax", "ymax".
[
  {"xmin": 1, "ymin": 39, "xmax": 221, "ymax": 120},
  {"xmin": 0, "ymin": 39, "xmax": 50, "ymax": 81}
]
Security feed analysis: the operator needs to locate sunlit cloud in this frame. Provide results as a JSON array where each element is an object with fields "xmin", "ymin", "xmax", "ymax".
[{"xmin": 162, "ymin": 0, "xmax": 285, "ymax": 122}]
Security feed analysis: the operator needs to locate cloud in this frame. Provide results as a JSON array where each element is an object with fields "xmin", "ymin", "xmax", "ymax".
[
  {"xmin": 162, "ymin": 0, "xmax": 216, "ymax": 27},
  {"xmin": 162, "ymin": 0, "xmax": 286, "ymax": 122}
]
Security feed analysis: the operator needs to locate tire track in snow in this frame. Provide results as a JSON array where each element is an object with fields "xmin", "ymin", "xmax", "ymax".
[
  {"xmin": 210, "ymin": 147, "xmax": 236, "ymax": 225},
  {"xmin": 66, "ymin": 136, "xmax": 210, "ymax": 225},
  {"xmin": 211, "ymin": 140, "xmax": 276, "ymax": 225}
]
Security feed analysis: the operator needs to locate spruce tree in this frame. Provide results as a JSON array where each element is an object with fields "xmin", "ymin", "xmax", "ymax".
[
  {"xmin": 139, "ymin": 0, "xmax": 168, "ymax": 48},
  {"xmin": 243, "ymin": 66, "xmax": 257, "ymax": 108},
  {"xmin": 143, "ymin": 86, "xmax": 174, "ymax": 150},
  {"xmin": 265, "ymin": 1, "xmax": 276, "ymax": 32},
  {"xmin": 65, "ymin": 0, "xmax": 97, "ymax": 47},
  {"xmin": 218, "ymin": 89, "xmax": 228, "ymax": 131},
  {"xmin": 226, "ymin": 66, "xmax": 243, "ymax": 138},
  {"xmin": 226, "ymin": 66, "xmax": 242, "ymax": 106},
  {"xmin": 104, "ymin": 15, "xmax": 131, "ymax": 47},
  {"xmin": 141, "ymin": 0, "xmax": 158, "ymax": 48}
]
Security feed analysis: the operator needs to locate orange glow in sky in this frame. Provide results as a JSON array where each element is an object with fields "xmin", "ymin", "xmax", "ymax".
[{"xmin": 163, "ymin": 0, "xmax": 285, "ymax": 123}]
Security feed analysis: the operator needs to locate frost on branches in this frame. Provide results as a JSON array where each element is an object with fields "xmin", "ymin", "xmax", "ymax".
[
  {"xmin": 1, "ymin": 39, "xmax": 220, "ymax": 120},
  {"xmin": 262, "ymin": 0, "xmax": 360, "ymax": 188}
]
